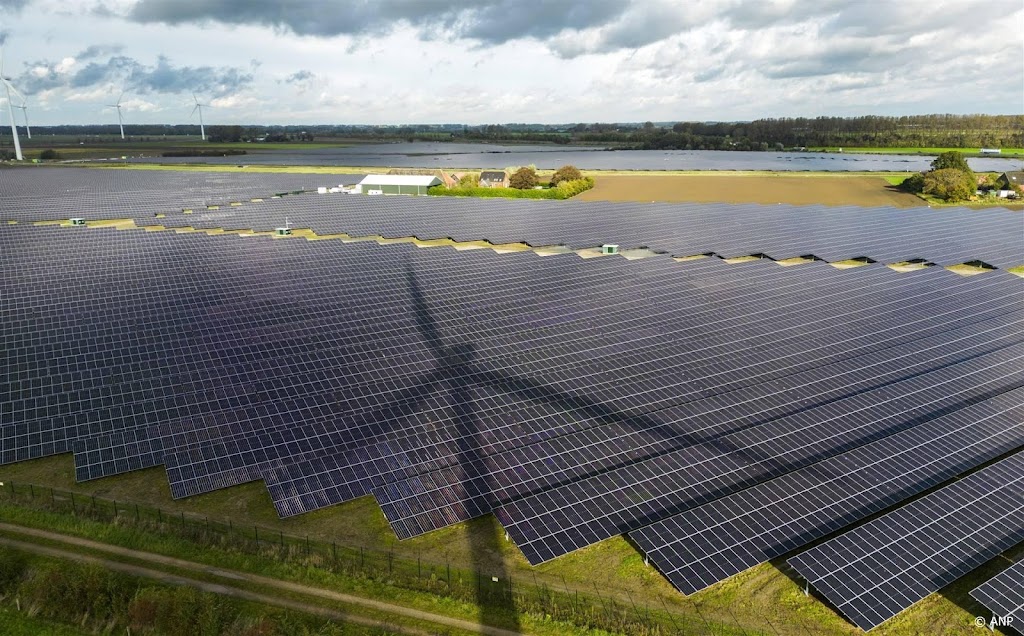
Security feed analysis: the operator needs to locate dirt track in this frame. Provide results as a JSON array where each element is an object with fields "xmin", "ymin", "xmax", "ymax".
[
  {"xmin": 577, "ymin": 174, "xmax": 926, "ymax": 207},
  {"xmin": 0, "ymin": 522, "xmax": 522, "ymax": 636}
]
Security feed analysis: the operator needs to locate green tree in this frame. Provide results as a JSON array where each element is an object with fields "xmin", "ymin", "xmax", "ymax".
[
  {"xmin": 509, "ymin": 166, "xmax": 539, "ymax": 189},
  {"xmin": 550, "ymin": 164, "xmax": 583, "ymax": 186},
  {"xmin": 930, "ymin": 151, "xmax": 971, "ymax": 173},
  {"xmin": 39, "ymin": 149, "xmax": 61, "ymax": 160},
  {"xmin": 458, "ymin": 173, "xmax": 479, "ymax": 187},
  {"xmin": 922, "ymin": 168, "xmax": 976, "ymax": 201},
  {"xmin": 899, "ymin": 172, "xmax": 926, "ymax": 193}
]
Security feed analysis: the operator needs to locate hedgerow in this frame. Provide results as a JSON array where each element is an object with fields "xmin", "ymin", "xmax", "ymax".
[{"xmin": 428, "ymin": 177, "xmax": 594, "ymax": 200}]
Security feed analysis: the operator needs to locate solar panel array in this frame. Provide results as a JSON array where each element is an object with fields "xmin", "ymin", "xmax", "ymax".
[
  {"xmin": 0, "ymin": 166, "xmax": 353, "ymax": 221},
  {"xmin": 139, "ymin": 193, "xmax": 1024, "ymax": 268},
  {"xmin": 972, "ymin": 560, "xmax": 1024, "ymax": 630},
  {"xmin": 629, "ymin": 389, "xmax": 1024, "ymax": 594},
  {"xmin": 788, "ymin": 452, "xmax": 1024, "ymax": 631},
  {"xmin": 4, "ymin": 168, "xmax": 1024, "ymax": 631}
]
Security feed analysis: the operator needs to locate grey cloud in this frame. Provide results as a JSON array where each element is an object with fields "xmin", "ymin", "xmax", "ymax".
[
  {"xmin": 0, "ymin": 30, "xmax": 9, "ymax": 46},
  {"xmin": 13, "ymin": 53, "xmax": 253, "ymax": 96},
  {"xmin": 0, "ymin": 0, "xmax": 29, "ymax": 12},
  {"xmin": 283, "ymin": 70, "xmax": 314, "ymax": 84},
  {"xmin": 127, "ymin": 0, "xmax": 626, "ymax": 45},
  {"xmin": 76, "ymin": 44, "xmax": 124, "ymax": 59}
]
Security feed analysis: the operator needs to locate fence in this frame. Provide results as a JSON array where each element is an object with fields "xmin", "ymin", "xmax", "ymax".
[{"xmin": 0, "ymin": 480, "xmax": 701, "ymax": 635}]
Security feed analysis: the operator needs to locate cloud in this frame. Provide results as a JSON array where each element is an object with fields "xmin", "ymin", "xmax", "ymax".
[
  {"xmin": 282, "ymin": 69, "xmax": 314, "ymax": 84},
  {"xmin": 12, "ymin": 52, "xmax": 254, "ymax": 97},
  {"xmin": 0, "ymin": 0, "xmax": 29, "ymax": 13},
  {"xmin": 76, "ymin": 43, "xmax": 124, "ymax": 59},
  {"xmin": 0, "ymin": 30, "xmax": 9, "ymax": 46},
  {"xmin": 125, "ymin": 0, "xmax": 628, "ymax": 45}
]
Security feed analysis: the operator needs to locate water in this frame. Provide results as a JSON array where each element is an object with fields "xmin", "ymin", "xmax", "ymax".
[{"xmin": 125, "ymin": 142, "xmax": 1024, "ymax": 172}]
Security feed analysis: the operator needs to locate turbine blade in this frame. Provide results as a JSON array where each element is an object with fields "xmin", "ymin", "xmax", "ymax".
[
  {"xmin": 118, "ymin": 91, "xmax": 124, "ymax": 105},
  {"xmin": 191, "ymin": 104, "xmax": 199, "ymax": 116}
]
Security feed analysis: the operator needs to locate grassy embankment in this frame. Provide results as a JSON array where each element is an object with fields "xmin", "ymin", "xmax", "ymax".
[{"xmin": 812, "ymin": 147, "xmax": 1024, "ymax": 157}]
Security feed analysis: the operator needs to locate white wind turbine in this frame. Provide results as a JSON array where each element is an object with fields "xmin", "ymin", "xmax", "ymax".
[
  {"xmin": 0, "ymin": 48, "xmax": 24, "ymax": 161},
  {"xmin": 107, "ymin": 92, "xmax": 125, "ymax": 140},
  {"xmin": 16, "ymin": 97, "xmax": 30, "ymax": 139},
  {"xmin": 191, "ymin": 92, "xmax": 208, "ymax": 140}
]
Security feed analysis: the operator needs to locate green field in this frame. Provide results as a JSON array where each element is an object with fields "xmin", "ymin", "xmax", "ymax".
[{"xmin": 1, "ymin": 454, "xmax": 1017, "ymax": 636}]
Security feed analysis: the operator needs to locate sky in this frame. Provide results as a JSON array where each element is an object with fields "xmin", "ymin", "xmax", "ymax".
[{"xmin": 0, "ymin": 0, "xmax": 1021, "ymax": 126}]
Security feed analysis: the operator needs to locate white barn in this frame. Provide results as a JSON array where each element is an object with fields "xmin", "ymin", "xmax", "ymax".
[{"xmin": 358, "ymin": 174, "xmax": 442, "ymax": 195}]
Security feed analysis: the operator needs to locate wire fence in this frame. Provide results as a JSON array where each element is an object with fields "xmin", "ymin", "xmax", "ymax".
[{"xmin": 0, "ymin": 480, "xmax": 949, "ymax": 636}]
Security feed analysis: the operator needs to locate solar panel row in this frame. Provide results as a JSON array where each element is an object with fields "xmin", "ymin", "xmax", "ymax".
[
  {"xmin": 0, "ymin": 167, "xmax": 335, "ymax": 221},
  {"xmin": 972, "ymin": 559, "xmax": 1024, "ymax": 630},
  {"xmin": 629, "ymin": 387, "xmax": 1024, "ymax": 594},
  {"xmin": 788, "ymin": 451, "xmax": 1024, "ymax": 631},
  {"xmin": 139, "ymin": 193, "xmax": 1024, "ymax": 268}
]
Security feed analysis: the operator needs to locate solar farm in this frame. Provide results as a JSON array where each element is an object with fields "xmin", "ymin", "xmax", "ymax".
[{"xmin": 2, "ymin": 166, "xmax": 1024, "ymax": 634}]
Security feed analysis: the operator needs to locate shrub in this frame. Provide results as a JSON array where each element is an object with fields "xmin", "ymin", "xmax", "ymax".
[
  {"xmin": 922, "ymin": 168, "xmax": 976, "ymax": 202},
  {"xmin": 899, "ymin": 173, "xmax": 925, "ymax": 193},
  {"xmin": 39, "ymin": 149, "xmax": 62, "ymax": 160},
  {"xmin": 458, "ymin": 173, "xmax": 479, "ymax": 187},
  {"xmin": 550, "ymin": 165, "xmax": 583, "ymax": 186},
  {"xmin": 509, "ymin": 166, "xmax": 539, "ymax": 189}
]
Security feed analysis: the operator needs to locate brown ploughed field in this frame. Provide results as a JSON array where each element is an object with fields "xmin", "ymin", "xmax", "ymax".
[{"xmin": 576, "ymin": 174, "xmax": 925, "ymax": 207}]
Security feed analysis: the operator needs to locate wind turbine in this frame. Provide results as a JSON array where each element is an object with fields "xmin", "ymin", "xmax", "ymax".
[
  {"xmin": 191, "ymin": 92, "xmax": 208, "ymax": 141},
  {"xmin": 0, "ymin": 48, "xmax": 23, "ymax": 161},
  {"xmin": 16, "ymin": 98, "xmax": 31, "ymax": 139},
  {"xmin": 107, "ymin": 92, "xmax": 125, "ymax": 140}
]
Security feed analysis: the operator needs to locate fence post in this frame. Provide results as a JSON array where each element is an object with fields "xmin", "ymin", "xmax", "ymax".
[
  {"xmin": 254, "ymin": 526, "xmax": 259, "ymax": 547},
  {"xmin": 70, "ymin": 492, "xmax": 76, "ymax": 513},
  {"xmin": 446, "ymin": 563, "xmax": 451, "ymax": 590},
  {"xmin": 332, "ymin": 541, "xmax": 336, "ymax": 564},
  {"xmin": 418, "ymin": 555, "xmax": 421, "ymax": 579},
  {"xmin": 50, "ymin": 488, "xmax": 55, "ymax": 506},
  {"xmin": 113, "ymin": 500, "xmax": 117, "ymax": 517},
  {"xmin": 157, "ymin": 507, "xmax": 162, "ymax": 523},
  {"xmin": 29, "ymin": 484, "xmax": 34, "ymax": 500},
  {"xmin": 360, "ymin": 546, "xmax": 364, "ymax": 568},
  {"xmin": 135, "ymin": 504, "xmax": 139, "ymax": 522}
]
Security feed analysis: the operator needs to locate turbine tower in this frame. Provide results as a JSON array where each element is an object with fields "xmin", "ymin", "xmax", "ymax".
[
  {"xmin": 16, "ymin": 98, "xmax": 30, "ymax": 139},
  {"xmin": 0, "ymin": 49, "xmax": 23, "ymax": 161},
  {"xmin": 191, "ymin": 92, "xmax": 208, "ymax": 141},
  {"xmin": 107, "ymin": 92, "xmax": 125, "ymax": 140}
]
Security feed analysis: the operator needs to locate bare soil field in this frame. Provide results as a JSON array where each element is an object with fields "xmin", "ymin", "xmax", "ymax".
[{"xmin": 577, "ymin": 174, "xmax": 926, "ymax": 207}]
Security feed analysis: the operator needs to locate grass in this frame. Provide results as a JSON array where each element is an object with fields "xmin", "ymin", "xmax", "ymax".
[
  {"xmin": 0, "ymin": 606, "xmax": 89, "ymax": 636},
  {"xmin": 0, "ymin": 456, "xmax": 849, "ymax": 635}
]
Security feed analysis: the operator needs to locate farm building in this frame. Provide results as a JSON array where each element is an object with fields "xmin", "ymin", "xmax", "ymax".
[
  {"xmin": 358, "ymin": 174, "xmax": 442, "ymax": 195},
  {"xmin": 995, "ymin": 171, "xmax": 1023, "ymax": 191},
  {"xmin": 388, "ymin": 168, "xmax": 458, "ymax": 188},
  {"xmin": 479, "ymin": 170, "xmax": 510, "ymax": 188}
]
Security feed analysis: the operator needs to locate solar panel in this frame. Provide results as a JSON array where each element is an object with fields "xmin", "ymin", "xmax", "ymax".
[
  {"xmin": 629, "ymin": 388, "xmax": 1024, "ymax": 594},
  {"xmin": 972, "ymin": 559, "xmax": 1024, "ymax": 631},
  {"xmin": 788, "ymin": 451, "xmax": 1024, "ymax": 631},
  {"xmin": 494, "ymin": 342, "xmax": 1024, "ymax": 564}
]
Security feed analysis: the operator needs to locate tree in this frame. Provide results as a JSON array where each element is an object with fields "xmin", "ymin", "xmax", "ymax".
[
  {"xmin": 550, "ymin": 164, "xmax": 582, "ymax": 186},
  {"xmin": 39, "ymin": 149, "xmax": 62, "ymax": 160},
  {"xmin": 922, "ymin": 168, "xmax": 976, "ymax": 201},
  {"xmin": 930, "ymin": 151, "xmax": 971, "ymax": 173},
  {"xmin": 899, "ymin": 172, "xmax": 926, "ymax": 193},
  {"xmin": 509, "ymin": 167, "xmax": 539, "ymax": 189}
]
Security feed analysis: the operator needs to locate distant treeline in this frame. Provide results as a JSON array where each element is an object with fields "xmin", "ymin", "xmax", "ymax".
[{"xmin": 5, "ymin": 115, "xmax": 1022, "ymax": 150}]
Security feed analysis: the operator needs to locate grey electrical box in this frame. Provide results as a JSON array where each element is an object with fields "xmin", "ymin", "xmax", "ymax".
[
  {"xmin": 601, "ymin": 244, "xmax": 619, "ymax": 255},
  {"xmin": 70, "ymin": 218, "xmax": 85, "ymax": 226},
  {"xmin": 275, "ymin": 227, "xmax": 292, "ymax": 236}
]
